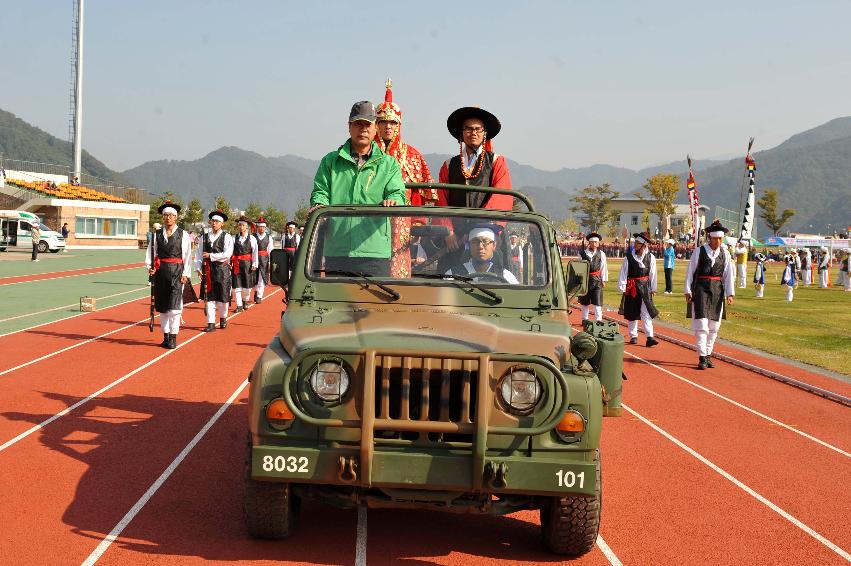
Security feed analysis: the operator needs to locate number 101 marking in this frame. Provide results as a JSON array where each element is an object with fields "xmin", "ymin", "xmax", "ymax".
[{"xmin": 556, "ymin": 469, "xmax": 585, "ymax": 489}]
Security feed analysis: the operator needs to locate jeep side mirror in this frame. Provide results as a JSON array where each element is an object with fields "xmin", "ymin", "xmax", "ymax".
[
  {"xmin": 565, "ymin": 259, "xmax": 589, "ymax": 299},
  {"xmin": 270, "ymin": 249, "xmax": 290, "ymax": 286}
]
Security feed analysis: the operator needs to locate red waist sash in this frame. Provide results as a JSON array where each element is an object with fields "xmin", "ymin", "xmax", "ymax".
[
  {"xmin": 203, "ymin": 259, "xmax": 213, "ymax": 292},
  {"xmin": 152, "ymin": 256, "xmax": 183, "ymax": 271},
  {"xmin": 697, "ymin": 275, "xmax": 721, "ymax": 281},
  {"xmin": 258, "ymin": 250, "xmax": 269, "ymax": 257},
  {"xmin": 232, "ymin": 253, "xmax": 252, "ymax": 275},
  {"xmin": 283, "ymin": 247, "xmax": 297, "ymax": 252},
  {"xmin": 590, "ymin": 270, "xmax": 602, "ymax": 277},
  {"xmin": 625, "ymin": 275, "xmax": 649, "ymax": 298}
]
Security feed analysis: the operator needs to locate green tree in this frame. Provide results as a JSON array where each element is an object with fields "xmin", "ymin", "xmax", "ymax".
[
  {"xmin": 293, "ymin": 201, "xmax": 310, "ymax": 226},
  {"xmin": 569, "ymin": 184, "xmax": 621, "ymax": 232},
  {"xmin": 757, "ymin": 188, "xmax": 796, "ymax": 236},
  {"xmin": 182, "ymin": 198, "xmax": 204, "ymax": 229},
  {"xmin": 634, "ymin": 173, "xmax": 680, "ymax": 238},
  {"xmin": 149, "ymin": 191, "xmax": 184, "ymax": 228},
  {"xmin": 211, "ymin": 195, "xmax": 235, "ymax": 232},
  {"xmin": 264, "ymin": 205, "xmax": 287, "ymax": 235},
  {"xmin": 244, "ymin": 201, "xmax": 263, "ymax": 223},
  {"xmin": 556, "ymin": 217, "xmax": 579, "ymax": 236}
]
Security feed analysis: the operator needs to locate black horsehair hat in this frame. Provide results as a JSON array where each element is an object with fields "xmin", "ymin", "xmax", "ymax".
[
  {"xmin": 157, "ymin": 200, "xmax": 181, "ymax": 215},
  {"xmin": 208, "ymin": 209, "xmax": 228, "ymax": 222},
  {"xmin": 586, "ymin": 232, "xmax": 603, "ymax": 241},
  {"xmin": 633, "ymin": 232, "xmax": 654, "ymax": 245},
  {"xmin": 446, "ymin": 106, "xmax": 501, "ymax": 140},
  {"xmin": 706, "ymin": 218, "xmax": 730, "ymax": 236}
]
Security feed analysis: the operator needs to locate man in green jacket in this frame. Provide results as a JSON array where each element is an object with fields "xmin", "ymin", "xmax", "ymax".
[{"xmin": 310, "ymin": 101, "xmax": 407, "ymax": 276}]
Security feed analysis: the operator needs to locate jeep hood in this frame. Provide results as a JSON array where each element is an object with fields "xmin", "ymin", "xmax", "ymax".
[{"xmin": 280, "ymin": 307, "xmax": 572, "ymax": 364}]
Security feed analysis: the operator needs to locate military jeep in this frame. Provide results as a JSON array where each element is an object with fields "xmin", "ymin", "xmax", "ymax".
[{"xmin": 244, "ymin": 184, "xmax": 623, "ymax": 556}]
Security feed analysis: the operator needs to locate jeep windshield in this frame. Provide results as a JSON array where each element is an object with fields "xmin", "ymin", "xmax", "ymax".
[{"xmin": 305, "ymin": 209, "xmax": 549, "ymax": 287}]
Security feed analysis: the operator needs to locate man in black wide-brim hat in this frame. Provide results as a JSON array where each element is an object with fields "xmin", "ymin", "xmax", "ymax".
[
  {"xmin": 145, "ymin": 200, "xmax": 192, "ymax": 349},
  {"xmin": 437, "ymin": 106, "xmax": 513, "ymax": 208}
]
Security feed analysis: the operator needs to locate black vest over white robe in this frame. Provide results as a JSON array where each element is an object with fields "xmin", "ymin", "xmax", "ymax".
[
  {"xmin": 231, "ymin": 234, "xmax": 255, "ymax": 289},
  {"xmin": 578, "ymin": 248, "xmax": 604, "ymax": 306},
  {"xmin": 153, "ymin": 227, "xmax": 184, "ymax": 312},
  {"xmin": 618, "ymin": 252, "xmax": 659, "ymax": 321},
  {"xmin": 201, "ymin": 231, "xmax": 231, "ymax": 303},
  {"xmin": 255, "ymin": 232, "xmax": 270, "ymax": 285},
  {"xmin": 687, "ymin": 245, "xmax": 727, "ymax": 321}
]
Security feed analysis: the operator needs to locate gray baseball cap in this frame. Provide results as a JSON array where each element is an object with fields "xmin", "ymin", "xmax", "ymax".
[{"xmin": 349, "ymin": 101, "xmax": 377, "ymax": 123}]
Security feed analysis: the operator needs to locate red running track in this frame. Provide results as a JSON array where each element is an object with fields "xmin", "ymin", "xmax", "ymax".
[{"xmin": 0, "ymin": 298, "xmax": 847, "ymax": 565}]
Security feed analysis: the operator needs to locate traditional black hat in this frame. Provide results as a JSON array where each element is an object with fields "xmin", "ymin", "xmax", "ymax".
[
  {"xmin": 705, "ymin": 218, "xmax": 730, "ymax": 237},
  {"xmin": 236, "ymin": 215, "xmax": 251, "ymax": 225},
  {"xmin": 208, "ymin": 209, "xmax": 228, "ymax": 222},
  {"xmin": 157, "ymin": 200, "xmax": 181, "ymax": 215},
  {"xmin": 586, "ymin": 232, "xmax": 603, "ymax": 242},
  {"xmin": 633, "ymin": 232, "xmax": 654, "ymax": 245},
  {"xmin": 285, "ymin": 221, "xmax": 297, "ymax": 228},
  {"xmin": 446, "ymin": 106, "xmax": 501, "ymax": 140}
]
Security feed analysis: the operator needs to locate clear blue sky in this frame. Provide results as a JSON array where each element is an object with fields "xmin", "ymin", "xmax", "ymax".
[{"xmin": 2, "ymin": 0, "xmax": 850, "ymax": 171}]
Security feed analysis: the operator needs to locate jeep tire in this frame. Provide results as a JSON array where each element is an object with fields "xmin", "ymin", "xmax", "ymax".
[
  {"xmin": 243, "ymin": 442, "xmax": 300, "ymax": 539},
  {"xmin": 540, "ymin": 449, "xmax": 601, "ymax": 556}
]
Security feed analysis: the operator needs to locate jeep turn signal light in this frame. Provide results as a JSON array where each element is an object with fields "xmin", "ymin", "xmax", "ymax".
[
  {"xmin": 266, "ymin": 398, "xmax": 294, "ymax": 426},
  {"xmin": 557, "ymin": 410, "xmax": 585, "ymax": 433}
]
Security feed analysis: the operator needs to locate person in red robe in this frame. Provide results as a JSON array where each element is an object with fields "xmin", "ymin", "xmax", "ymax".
[
  {"xmin": 436, "ymin": 106, "xmax": 514, "ymax": 256},
  {"xmin": 375, "ymin": 79, "xmax": 437, "ymax": 278}
]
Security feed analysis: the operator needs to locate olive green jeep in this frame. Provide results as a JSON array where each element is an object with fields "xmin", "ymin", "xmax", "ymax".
[{"xmin": 244, "ymin": 184, "xmax": 624, "ymax": 556}]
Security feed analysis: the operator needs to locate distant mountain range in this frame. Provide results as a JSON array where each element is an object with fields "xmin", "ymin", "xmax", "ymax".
[{"xmin": 2, "ymin": 106, "xmax": 849, "ymax": 234}]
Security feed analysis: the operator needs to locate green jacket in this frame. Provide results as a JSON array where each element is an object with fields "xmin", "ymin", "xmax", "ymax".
[{"xmin": 311, "ymin": 140, "xmax": 407, "ymax": 258}]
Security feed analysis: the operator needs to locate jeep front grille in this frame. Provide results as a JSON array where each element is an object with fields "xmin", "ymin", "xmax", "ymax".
[{"xmin": 373, "ymin": 355, "xmax": 479, "ymax": 443}]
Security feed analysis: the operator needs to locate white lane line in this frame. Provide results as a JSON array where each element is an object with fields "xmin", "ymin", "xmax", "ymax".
[
  {"xmin": 0, "ymin": 287, "xmax": 279, "ymax": 454},
  {"xmin": 596, "ymin": 535, "xmax": 624, "ymax": 566},
  {"xmin": 0, "ymin": 314, "xmax": 156, "ymax": 376},
  {"xmin": 355, "ymin": 505, "xmax": 368, "ymax": 566},
  {"xmin": 0, "ymin": 263, "xmax": 143, "ymax": 286},
  {"xmin": 0, "ymin": 294, "xmax": 147, "ymax": 339},
  {"xmin": 623, "ymin": 402, "xmax": 851, "ymax": 562},
  {"xmin": 79, "ymin": 379, "xmax": 249, "ymax": 566},
  {"xmin": 625, "ymin": 351, "xmax": 851, "ymax": 459},
  {"xmin": 0, "ymin": 286, "xmax": 148, "ymax": 324}
]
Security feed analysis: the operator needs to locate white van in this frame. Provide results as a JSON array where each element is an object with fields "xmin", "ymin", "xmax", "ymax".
[{"xmin": 0, "ymin": 210, "xmax": 66, "ymax": 253}]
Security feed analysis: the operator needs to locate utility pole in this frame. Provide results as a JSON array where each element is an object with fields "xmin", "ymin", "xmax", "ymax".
[{"xmin": 70, "ymin": 0, "xmax": 85, "ymax": 182}]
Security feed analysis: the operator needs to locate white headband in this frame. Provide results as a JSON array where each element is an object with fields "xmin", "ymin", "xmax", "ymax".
[
  {"xmin": 587, "ymin": 236, "xmax": 600, "ymax": 242},
  {"xmin": 469, "ymin": 227, "xmax": 495, "ymax": 242},
  {"xmin": 210, "ymin": 215, "xmax": 224, "ymax": 223},
  {"xmin": 255, "ymin": 222, "xmax": 266, "ymax": 227},
  {"xmin": 708, "ymin": 230, "xmax": 725, "ymax": 238},
  {"xmin": 238, "ymin": 220, "xmax": 248, "ymax": 225},
  {"xmin": 161, "ymin": 206, "xmax": 178, "ymax": 216}
]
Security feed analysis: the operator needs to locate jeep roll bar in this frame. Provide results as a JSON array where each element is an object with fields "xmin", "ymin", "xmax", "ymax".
[{"xmin": 405, "ymin": 183, "xmax": 535, "ymax": 213}]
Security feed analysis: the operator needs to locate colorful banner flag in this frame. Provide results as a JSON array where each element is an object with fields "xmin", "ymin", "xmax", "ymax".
[
  {"xmin": 739, "ymin": 138, "xmax": 756, "ymax": 244},
  {"xmin": 686, "ymin": 155, "xmax": 700, "ymax": 246}
]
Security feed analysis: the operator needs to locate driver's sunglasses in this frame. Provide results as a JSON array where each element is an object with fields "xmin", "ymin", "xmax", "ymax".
[{"xmin": 470, "ymin": 238, "xmax": 495, "ymax": 248}]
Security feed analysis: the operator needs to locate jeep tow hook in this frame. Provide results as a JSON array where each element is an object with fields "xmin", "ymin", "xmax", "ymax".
[
  {"xmin": 484, "ymin": 461, "xmax": 509, "ymax": 490},
  {"xmin": 337, "ymin": 456, "xmax": 359, "ymax": 483}
]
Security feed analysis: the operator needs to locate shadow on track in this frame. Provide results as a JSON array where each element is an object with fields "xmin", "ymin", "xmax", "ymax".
[{"xmin": 2, "ymin": 392, "xmax": 357, "ymax": 565}]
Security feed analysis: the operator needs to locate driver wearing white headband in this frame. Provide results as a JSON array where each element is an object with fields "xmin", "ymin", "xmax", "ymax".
[{"xmin": 445, "ymin": 226, "xmax": 519, "ymax": 284}]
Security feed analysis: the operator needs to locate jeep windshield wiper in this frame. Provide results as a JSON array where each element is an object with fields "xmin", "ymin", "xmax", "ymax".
[
  {"xmin": 320, "ymin": 270, "xmax": 401, "ymax": 301},
  {"xmin": 415, "ymin": 273, "xmax": 503, "ymax": 304}
]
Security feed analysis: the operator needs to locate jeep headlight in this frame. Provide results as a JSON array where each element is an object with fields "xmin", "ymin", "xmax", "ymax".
[
  {"xmin": 498, "ymin": 368, "xmax": 542, "ymax": 414},
  {"xmin": 310, "ymin": 360, "xmax": 349, "ymax": 403}
]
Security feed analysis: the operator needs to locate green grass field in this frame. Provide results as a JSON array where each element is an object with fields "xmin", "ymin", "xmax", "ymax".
[
  {"xmin": 0, "ymin": 249, "xmax": 146, "ymax": 277},
  {"xmin": 596, "ymin": 258, "xmax": 851, "ymax": 376}
]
